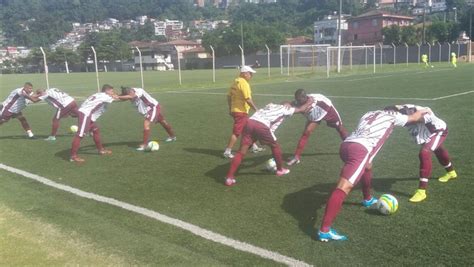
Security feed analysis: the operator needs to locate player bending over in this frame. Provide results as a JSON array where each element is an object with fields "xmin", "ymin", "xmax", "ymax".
[
  {"xmin": 224, "ymin": 100, "xmax": 313, "ymax": 186},
  {"xmin": 120, "ymin": 87, "xmax": 176, "ymax": 150},
  {"xmin": 36, "ymin": 88, "xmax": 79, "ymax": 141},
  {"xmin": 287, "ymin": 88, "xmax": 348, "ymax": 165},
  {"xmin": 0, "ymin": 82, "xmax": 42, "ymax": 138},
  {"xmin": 70, "ymin": 84, "xmax": 127, "ymax": 162},
  {"xmin": 393, "ymin": 104, "xmax": 457, "ymax": 203},
  {"xmin": 317, "ymin": 106, "xmax": 428, "ymax": 242}
]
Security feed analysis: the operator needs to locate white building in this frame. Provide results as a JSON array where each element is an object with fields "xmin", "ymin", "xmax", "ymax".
[{"xmin": 313, "ymin": 14, "xmax": 349, "ymax": 45}]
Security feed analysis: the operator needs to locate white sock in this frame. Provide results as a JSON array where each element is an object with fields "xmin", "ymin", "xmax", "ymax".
[
  {"xmin": 26, "ymin": 130, "xmax": 34, "ymax": 137},
  {"xmin": 224, "ymin": 148, "xmax": 232, "ymax": 154}
]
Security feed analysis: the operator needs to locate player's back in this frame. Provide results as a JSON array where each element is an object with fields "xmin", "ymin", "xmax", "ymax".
[
  {"xmin": 2, "ymin": 88, "xmax": 26, "ymax": 113},
  {"xmin": 250, "ymin": 103, "xmax": 294, "ymax": 130},
  {"xmin": 45, "ymin": 88, "xmax": 74, "ymax": 108}
]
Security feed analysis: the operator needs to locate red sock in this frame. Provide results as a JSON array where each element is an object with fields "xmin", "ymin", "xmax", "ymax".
[
  {"xmin": 226, "ymin": 152, "xmax": 244, "ymax": 178},
  {"xmin": 271, "ymin": 144, "xmax": 283, "ymax": 170},
  {"xmin": 361, "ymin": 169, "xmax": 372, "ymax": 200},
  {"xmin": 337, "ymin": 126, "xmax": 348, "ymax": 140},
  {"xmin": 143, "ymin": 129, "xmax": 151, "ymax": 145},
  {"xmin": 419, "ymin": 148, "xmax": 432, "ymax": 179},
  {"xmin": 435, "ymin": 146, "xmax": 453, "ymax": 172},
  {"xmin": 51, "ymin": 118, "xmax": 60, "ymax": 136},
  {"xmin": 160, "ymin": 121, "xmax": 175, "ymax": 137},
  {"xmin": 92, "ymin": 128, "xmax": 103, "ymax": 151},
  {"xmin": 18, "ymin": 117, "xmax": 31, "ymax": 131},
  {"xmin": 294, "ymin": 133, "xmax": 310, "ymax": 159},
  {"xmin": 320, "ymin": 188, "xmax": 347, "ymax": 233},
  {"xmin": 70, "ymin": 136, "xmax": 82, "ymax": 157}
]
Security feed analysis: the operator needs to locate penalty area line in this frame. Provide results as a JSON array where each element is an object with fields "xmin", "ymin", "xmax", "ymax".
[{"xmin": 0, "ymin": 163, "xmax": 311, "ymax": 267}]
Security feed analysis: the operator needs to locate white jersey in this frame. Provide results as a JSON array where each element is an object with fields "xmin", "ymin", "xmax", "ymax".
[
  {"xmin": 305, "ymin": 94, "xmax": 333, "ymax": 122},
  {"xmin": 401, "ymin": 105, "xmax": 446, "ymax": 144},
  {"xmin": 345, "ymin": 110, "xmax": 409, "ymax": 152},
  {"xmin": 39, "ymin": 88, "xmax": 74, "ymax": 109},
  {"xmin": 131, "ymin": 88, "xmax": 159, "ymax": 115},
  {"xmin": 78, "ymin": 92, "xmax": 114, "ymax": 121},
  {"xmin": 1, "ymin": 88, "xmax": 29, "ymax": 114},
  {"xmin": 250, "ymin": 103, "xmax": 295, "ymax": 133}
]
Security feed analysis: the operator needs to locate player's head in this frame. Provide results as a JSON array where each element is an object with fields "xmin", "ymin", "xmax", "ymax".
[
  {"xmin": 451, "ymin": 52, "xmax": 456, "ymax": 57},
  {"xmin": 239, "ymin": 65, "xmax": 256, "ymax": 80},
  {"xmin": 101, "ymin": 84, "xmax": 114, "ymax": 94},
  {"xmin": 23, "ymin": 82, "xmax": 33, "ymax": 93},
  {"xmin": 294, "ymin": 88, "xmax": 308, "ymax": 106},
  {"xmin": 35, "ymin": 89, "xmax": 45, "ymax": 95},
  {"xmin": 120, "ymin": 86, "xmax": 132, "ymax": 95}
]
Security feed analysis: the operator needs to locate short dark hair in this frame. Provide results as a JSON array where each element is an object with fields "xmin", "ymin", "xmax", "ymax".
[
  {"xmin": 24, "ymin": 82, "xmax": 33, "ymax": 87},
  {"xmin": 101, "ymin": 84, "xmax": 113, "ymax": 92},
  {"xmin": 294, "ymin": 88, "xmax": 306, "ymax": 99},
  {"xmin": 120, "ymin": 86, "xmax": 132, "ymax": 95}
]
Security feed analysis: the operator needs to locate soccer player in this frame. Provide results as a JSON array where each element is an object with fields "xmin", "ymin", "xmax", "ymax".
[
  {"xmin": 70, "ymin": 84, "xmax": 126, "ymax": 162},
  {"xmin": 120, "ymin": 87, "xmax": 176, "ymax": 150},
  {"xmin": 0, "ymin": 82, "xmax": 41, "ymax": 138},
  {"xmin": 223, "ymin": 65, "xmax": 263, "ymax": 159},
  {"xmin": 394, "ymin": 104, "xmax": 457, "ymax": 203},
  {"xmin": 450, "ymin": 52, "xmax": 457, "ymax": 68},
  {"xmin": 224, "ymin": 100, "xmax": 313, "ymax": 186},
  {"xmin": 317, "ymin": 107, "xmax": 428, "ymax": 242},
  {"xmin": 287, "ymin": 89, "xmax": 348, "ymax": 165},
  {"xmin": 36, "ymin": 88, "xmax": 79, "ymax": 141},
  {"xmin": 421, "ymin": 54, "xmax": 429, "ymax": 68}
]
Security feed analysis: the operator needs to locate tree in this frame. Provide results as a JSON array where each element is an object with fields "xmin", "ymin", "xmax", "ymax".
[{"xmin": 382, "ymin": 25, "xmax": 402, "ymax": 45}]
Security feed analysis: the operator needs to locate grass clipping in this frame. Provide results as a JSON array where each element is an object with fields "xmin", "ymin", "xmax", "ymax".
[{"xmin": 0, "ymin": 204, "xmax": 131, "ymax": 265}]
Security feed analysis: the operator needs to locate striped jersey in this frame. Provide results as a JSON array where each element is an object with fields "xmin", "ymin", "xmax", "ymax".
[
  {"xmin": 400, "ymin": 104, "xmax": 446, "ymax": 144},
  {"xmin": 345, "ymin": 110, "xmax": 409, "ymax": 152},
  {"xmin": 305, "ymin": 94, "xmax": 334, "ymax": 122},
  {"xmin": 1, "ymin": 88, "xmax": 29, "ymax": 114},
  {"xmin": 39, "ymin": 88, "xmax": 74, "ymax": 109},
  {"xmin": 250, "ymin": 103, "xmax": 295, "ymax": 133},
  {"xmin": 78, "ymin": 92, "xmax": 114, "ymax": 121},
  {"xmin": 131, "ymin": 88, "xmax": 158, "ymax": 115}
]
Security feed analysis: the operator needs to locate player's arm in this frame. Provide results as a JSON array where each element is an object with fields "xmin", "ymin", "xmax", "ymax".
[
  {"xmin": 406, "ymin": 109, "xmax": 431, "ymax": 124},
  {"xmin": 24, "ymin": 91, "xmax": 42, "ymax": 103},
  {"xmin": 227, "ymin": 94, "xmax": 232, "ymax": 115},
  {"xmin": 293, "ymin": 98, "xmax": 314, "ymax": 114},
  {"xmin": 245, "ymin": 97, "xmax": 258, "ymax": 112}
]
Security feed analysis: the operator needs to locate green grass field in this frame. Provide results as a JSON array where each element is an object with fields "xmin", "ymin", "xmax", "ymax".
[{"xmin": 1, "ymin": 63, "xmax": 473, "ymax": 265}]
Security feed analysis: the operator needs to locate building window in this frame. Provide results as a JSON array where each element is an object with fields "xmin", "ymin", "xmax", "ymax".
[
  {"xmin": 353, "ymin": 21, "xmax": 359, "ymax": 29},
  {"xmin": 354, "ymin": 34, "xmax": 358, "ymax": 40},
  {"xmin": 372, "ymin": 19, "xmax": 377, "ymax": 26}
]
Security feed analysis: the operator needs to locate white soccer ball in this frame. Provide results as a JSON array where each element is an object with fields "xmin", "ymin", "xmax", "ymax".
[
  {"xmin": 146, "ymin": 141, "xmax": 160, "ymax": 152},
  {"xmin": 70, "ymin": 125, "xmax": 78, "ymax": 133},
  {"xmin": 265, "ymin": 158, "xmax": 277, "ymax": 172},
  {"xmin": 377, "ymin": 194, "xmax": 399, "ymax": 215}
]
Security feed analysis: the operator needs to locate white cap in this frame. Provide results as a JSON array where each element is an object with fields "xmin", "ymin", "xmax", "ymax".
[{"xmin": 240, "ymin": 65, "xmax": 256, "ymax": 73}]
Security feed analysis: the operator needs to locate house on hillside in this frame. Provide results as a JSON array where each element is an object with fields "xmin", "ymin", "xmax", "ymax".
[
  {"xmin": 313, "ymin": 14, "xmax": 350, "ymax": 45},
  {"xmin": 346, "ymin": 10, "xmax": 414, "ymax": 45}
]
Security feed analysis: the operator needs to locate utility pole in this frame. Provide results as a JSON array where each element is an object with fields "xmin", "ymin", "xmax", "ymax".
[
  {"xmin": 422, "ymin": 2, "xmax": 426, "ymax": 44},
  {"xmin": 337, "ymin": 0, "xmax": 342, "ymax": 73}
]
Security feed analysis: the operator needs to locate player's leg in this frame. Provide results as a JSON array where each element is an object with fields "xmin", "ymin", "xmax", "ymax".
[
  {"xmin": 318, "ymin": 142, "xmax": 369, "ymax": 241},
  {"xmin": 70, "ymin": 113, "xmax": 88, "ymax": 162},
  {"xmin": 360, "ymin": 164, "xmax": 377, "ymax": 207},
  {"xmin": 137, "ymin": 119, "xmax": 152, "ymax": 151},
  {"xmin": 154, "ymin": 105, "xmax": 176, "ymax": 142},
  {"xmin": 224, "ymin": 112, "xmax": 247, "ymax": 159},
  {"xmin": 325, "ymin": 107, "xmax": 348, "ymax": 140},
  {"xmin": 288, "ymin": 121, "xmax": 317, "ymax": 165},
  {"xmin": 90, "ymin": 123, "xmax": 110, "ymax": 155},
  {"xmin": 46, "ymin": 109, "xmax": 61, "ymax": 141},
  {"xmin": 16, "ymin": 114, "xmax": 34, "ymax": 138},
  {"xmin": 435, "ymin": 145, "xmax": 457, "ymax": 182},
  {"xmin": 225, "ymin": 125, "xmax": 253, "ymax": 186},
  {"xmin": 410, "ymin": 146, "xmax": 432, "ymax": 202}
]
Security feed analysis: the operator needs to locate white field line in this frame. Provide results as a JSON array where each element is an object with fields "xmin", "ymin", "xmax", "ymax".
[
  {"xmin": 0, "ymin": 163, "xmax": 311, "ymax": 267},
  {"xmin": 431, "ymin": 90, "xmax": 474, "ymax": 100}
]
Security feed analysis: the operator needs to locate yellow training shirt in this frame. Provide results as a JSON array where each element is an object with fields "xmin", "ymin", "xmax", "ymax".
[{"xmin": 228, "ymin": 77, "xmax": 252, "ymax": 113}]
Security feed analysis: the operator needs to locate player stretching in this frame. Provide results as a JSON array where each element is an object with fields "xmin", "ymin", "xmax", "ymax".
[
  {"xmin": 317, "ymin": 107, "xmax": 428, "ymax": 242},
  {"xmin": 394, "ymin": 104, "xmax": 457, "ymax": 203},
  {"xmin": 70, "ymin": 84, "xmax": 126, "ymax": 162},
  {"xmin": 224, "ymin": 100, "xmax": 313, "ymax": 186},
  {"xmin": 0, "ymin": 82, "xmax": 41, "ymax": 138},
  {"xmin": 120, "ymin": 87, "xmax": 176, "ymax": 150},
  {"xmin": 36, "ymin": 88, "xmax": 79, "ymax": 141},
  {"xmin": 223, "ymin": 65, "xmax": 263, "ymax": 159},
  {"xmin": 287, "ymin": 89, "xmax": 348, "ymax": 165}
]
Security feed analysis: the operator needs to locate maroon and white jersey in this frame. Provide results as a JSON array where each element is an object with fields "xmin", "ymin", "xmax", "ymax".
[
  {"xmin": 1, "ymin": 88, "xmax": 29, "ymax": 114},
  {"xmin": 250, "ymin": 103, "xmax": 295, "ymax": 133},
  {"xmin": 131, "ymin": 88, "xmax": 159, "ymax": 115},
  {"xmin": 345, "ymin": 110, "xmax": 409, "ymax": 152},
  {"xmin": 78, "ymin": 92, "xmax": 114, "ymax": 121},
  {"xmin": 39, "ymin": 88, "xmax": 74, "ymax": 109},
  {"xmin": 305, "ymin": 94, "xmax": 334, "ymax": 122},
  {"xmin": 400, "ymin": 104, "xmax": 446, "ymax": 144}
]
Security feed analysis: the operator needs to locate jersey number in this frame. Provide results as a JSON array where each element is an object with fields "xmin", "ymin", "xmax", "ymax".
[{"xmin": 364, "ymin": 112, "xmax": 381, "ymax": 125}]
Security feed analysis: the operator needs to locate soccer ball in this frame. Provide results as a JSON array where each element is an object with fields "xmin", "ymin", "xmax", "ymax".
[
  {"xmin": 265, "ymin": 158, "xmax": 277, "ymax": 172},
  {"xmin": 431, "ymin": 65, "xmax": 434, "ymax": 68},
  {"xmin": 146, "ymin": 141, "xmax": 160, "ymax": 152},
  {"xmin": 377, "ymin": 194, "xmax": 399, "ymax": 215},
  {"xmin": 70, "ymin": 125, "xmax": 78, "ymax": 133}
]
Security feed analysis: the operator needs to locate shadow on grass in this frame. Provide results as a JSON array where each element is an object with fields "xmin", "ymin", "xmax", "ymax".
[
  {"xmin": 54, "ymin": 141, "xmax": 140, "ymax": 161},
  {"xmin": 281, "ymin": 177, "xmax": 417, "ymax": 237},
  {"xmin": 0, "ymin": 134, "xmax": 71, "ymax": 140},
  {"xmin": 183, "ymin": 148, "xmax": 225, "ymax": 158}
]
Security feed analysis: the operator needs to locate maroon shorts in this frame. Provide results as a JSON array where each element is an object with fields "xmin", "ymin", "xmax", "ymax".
[
  {"xmin": 231, "ymin": 112, "xmax": 249, "ymax": 137},
  {"xmin": 54, "ymin": 101, "xmax": 79, "ymax": 120},
  {"xmin": 145, "ymin": 105, "xmax": 164, "ymax": 123},
  {"xmin": 339, "ymin": 142, "xmax": 370, "ymax": 185},
  {"xmin": 323, "ymin": 106, "xmax": 343, "ymax": 128},
  {"xmin": 0, "ymin": 108, "xmax": 22, "ymax": 123},
  {"xmin": 241, "ymin": 120, "xmax": 277, "ymax": 146},
  {"xmin": 423, "ymin": 130, "xmax": 448, "ymax": 151},
  {"xmin": 76, "ymin": 111, "xmax": 98, "ymax": 138}
]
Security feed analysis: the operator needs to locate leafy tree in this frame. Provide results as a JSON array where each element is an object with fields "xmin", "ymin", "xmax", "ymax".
[{"xmin": 382, "ymin": 25, "xmax": 402, "ymax": 45}]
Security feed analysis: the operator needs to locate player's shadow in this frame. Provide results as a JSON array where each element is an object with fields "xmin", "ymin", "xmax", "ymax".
[
  {"xmin": 204, "ymin": 154, "xmax": 273, "ymax": 184},
  {"xmin": 183, "ymin": 147, "xmax": 225, "ymax": 158},
  {"xmin": 0, "ymin": 134, "xmax": 70, "ymax": 140},
  {"xmin": 54, "ymin": 141, "xmax": 140, "ymax": 161},
  {"xmin": 281, "ymin": 177, "xmax": 416, "ymax": 237}
]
